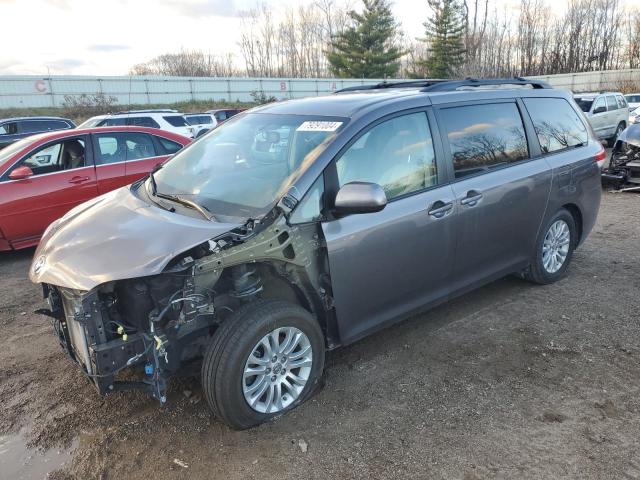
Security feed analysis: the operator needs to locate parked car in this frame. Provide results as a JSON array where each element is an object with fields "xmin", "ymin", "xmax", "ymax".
[
  {"xmin": 77, "ymin": 110, "xmax": 195, "ymax": 138},
  {"xmin": 0, "ymin": 117, "xmax": 75, "ymax": 149},
  {"xmin": 624, "ymin": 93, "xmax": 640, "ymax": 110},
  {"xmin": 0, "ymin": 126, "xmax": 190, "ymax": 251},
  {"xmin": 30, "ymin": 78, "xmax": 602, "ymax": 430},
  {"xmin": 629, "ymin": 106, "xmax": 640, "ymax": 125},
  {"xmin": 184, "ymin": 113, "xmax": 216, "ymax": 138},
  {"xmin": 574, "ymin": 92, "xmax": 628, "ymax": 143}
]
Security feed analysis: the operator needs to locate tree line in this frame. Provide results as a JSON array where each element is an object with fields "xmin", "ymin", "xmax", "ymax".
[{"xmin": 130, "ymin": 0, "xmax": 640, "ymax": 79}]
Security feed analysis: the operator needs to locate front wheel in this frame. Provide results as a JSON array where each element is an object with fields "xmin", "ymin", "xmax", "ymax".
[
  {"xmin": 201, "ymin": 300, "xmax": 325, "ymax": 430},
  {"xmin": 524, "ymin": 209, "xmax": 577, "ymax": 284}
]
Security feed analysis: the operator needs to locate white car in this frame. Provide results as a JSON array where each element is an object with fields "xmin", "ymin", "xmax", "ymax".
[
  {"xmin": 624, "ymin": 94, "xmax": 640, "ymax": 110},
  {"xmin": 184, "ymin": 113, "xmax": 217, "ymax": 138},
  {"xmin": 574, "ymin": 92, "xmax": 629, "ymax": 143},
  {"xmin": 77, "ymin": 110, "xmax": 195, "ymax": 138},
  {"xmin": 630, "ymin": 107, "xmax": 640, "ymax": 125}
]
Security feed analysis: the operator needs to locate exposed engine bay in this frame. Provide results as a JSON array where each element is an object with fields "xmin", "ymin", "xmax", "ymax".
[
  {"xmin": 601, "ymin": 123, "xmax": 640, "ymax": 192},
  {"xmin": 40, "ymin": 211, "xmax": 336, "ymax": 403}
]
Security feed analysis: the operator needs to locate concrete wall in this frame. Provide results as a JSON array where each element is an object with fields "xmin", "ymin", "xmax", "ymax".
[
  {"xmin": 0, "ymin": 76, "xmax": 387, "ymax": 109},
  {"xmin": 1, "ymin": 69, "xmax": 638, "ymax": 109}
]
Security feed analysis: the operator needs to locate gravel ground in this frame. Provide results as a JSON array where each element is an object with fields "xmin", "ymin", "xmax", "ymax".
[{"xmin": 1, "ymin": 191, "xmax": 639, "ymax": 480}]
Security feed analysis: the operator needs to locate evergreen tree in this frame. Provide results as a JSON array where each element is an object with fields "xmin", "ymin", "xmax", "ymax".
[
  {"xmin": 327, "ymin": 0, "xmax": 404, "ymax": 78},
  {"xmin": 420, "ymin": 0, "xmax": 466, "ymax": 78}
]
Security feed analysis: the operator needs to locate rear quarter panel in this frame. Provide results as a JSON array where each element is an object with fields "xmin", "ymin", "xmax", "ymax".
[{"xmin": 544, "ymin": 142, "xmax": 602, "ymax": 246}]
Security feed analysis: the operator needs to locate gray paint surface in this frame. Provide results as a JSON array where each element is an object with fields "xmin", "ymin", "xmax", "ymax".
[{"xmin": 29, "ymin": 186, "xmax": 240, "ymax": 290}]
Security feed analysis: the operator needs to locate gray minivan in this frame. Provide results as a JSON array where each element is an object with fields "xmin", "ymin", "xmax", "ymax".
[{"xmin": 31, "ymin": 78, "xmax": 602, "ymax": 429}]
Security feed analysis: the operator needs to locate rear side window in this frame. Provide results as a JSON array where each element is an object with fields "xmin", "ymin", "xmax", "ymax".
[
  {"xmin": 0, "ymin": 122, "xmax": 18, "ymax": 135},
  {"xmin": 616, "ymin": 95, "xmax": 627, "ymax": 109},
  {"xmin": 439, "ymin": 103, "xmax": 529, "ymax": 178},
  {"xmin": 163, "ymin": 115, "xmax": 188, "ymax": 127},
  {"xmin": 19, "ymin": 120, "xmax": 55, "ymax": 134},
  {"xmin": 606, "ymin": 96, "xmax": 618, "ymax": 111},
  {"xmin": 128, "ymin": 117, "xmax": 160, "ymax": 128},
  {"xmin": 626, "ymin": 95, "xmax": 640, "ymax": 103},
  {"xmin": 523, "ymin": 98, "xmax": 588, "ymax": 154},
  {"xmin": 156, "ymin": 136, "xmax": 184, "ymax": 154},
  {"xmin": 94, "ymin": 132, "xmax": 157, "ymax": 164},
  {"xmin": 214, "ymin": 111, "xmax": 227, "ymax": 121},
  {"xmin": 336, "ymin": 112, "xmax": 437, "ymax": 200},
  {"xmin": 100, "ymin": 117, "xmax": 127, "ymax": 126}
]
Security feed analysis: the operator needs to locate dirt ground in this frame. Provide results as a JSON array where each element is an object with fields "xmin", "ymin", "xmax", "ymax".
[{"xmin": 1, "ymin": 191, "xmax": 639, "ymax": 480}]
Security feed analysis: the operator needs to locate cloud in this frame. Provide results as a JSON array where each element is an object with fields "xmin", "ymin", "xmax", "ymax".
[
  {"xmin": 163, "ymin": 0, "xmax": 239, "ymax": 17},
  {"xmin": 88, "ymin": 44, "xmax": 131, "ymax": 52},
  {"xmin": 448, "ymin": 123, "xmax": 495, "ymax": 138},
  {"xmin": 47, "ymin": 58, "xmax": 87, "ymax": 73}
]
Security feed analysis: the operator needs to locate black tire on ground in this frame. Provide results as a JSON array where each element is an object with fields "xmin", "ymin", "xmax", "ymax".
[
  {"xmin": 608, "ymin": 122, "xmax": 625, "ymax": 145},
  {"xmin": 524, "ymin": 208, "xmax": 577, "ymax": 285},
  {"xmin": 201, "ymin": 299, "xmax": 325, "ymax": 430}
]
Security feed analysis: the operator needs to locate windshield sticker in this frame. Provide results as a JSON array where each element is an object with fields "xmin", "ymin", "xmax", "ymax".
[{"xmin": 297, "ymin": 121, "xmax": 343, "ymax": 132}]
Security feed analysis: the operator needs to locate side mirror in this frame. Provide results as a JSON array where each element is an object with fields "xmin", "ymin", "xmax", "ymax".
[
  {"xmin": 8, "ymin": 165, "xmax": 34, "ymax": 180},
  {"xmin": 334, "ymin": 181, "xmax": 387, "ymax": 215},
  {"xmin": 593, "ymin": 106, "xmax": 607, "ymax": 114}
]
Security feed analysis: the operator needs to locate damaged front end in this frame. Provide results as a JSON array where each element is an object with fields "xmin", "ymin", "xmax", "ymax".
[
  {"xmin": 602, "ymin": 123, "xmax": 640, "ymax": 191},
  {"xmin": 37, "ymin": 212, "xmax": 333, "ymax": 404}
]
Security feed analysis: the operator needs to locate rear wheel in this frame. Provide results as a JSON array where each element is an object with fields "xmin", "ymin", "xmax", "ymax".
[
  {"xmin": 608, "ymin": 122, "xmax": 625, "ymax": 145},
  {"xmin": 524, "ymin": 209, "xmax": 577, "ymax": 284},
  {"xmin": 201, "ymin": 300, "xmax": 325, "ymax": 430}
]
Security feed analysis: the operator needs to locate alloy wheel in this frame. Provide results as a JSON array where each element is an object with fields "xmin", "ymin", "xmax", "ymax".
[
  {"xmin": 242, "ymin": 327, "xmax": 313, "ymax": 414},
  {"xmin": 542, "ymin": 219, "xmax": 571, "ymax": 274}
]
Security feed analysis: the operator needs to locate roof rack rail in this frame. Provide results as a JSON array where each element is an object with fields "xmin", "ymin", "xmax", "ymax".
[
  {"xmin": 113, "ymin": 109, "xmax": 179, "ymax": 114},
  {"xmin": 335, "ymin": 79, "xmax": 447, "ymax": 93},
  {"xmin": 420, "ymin": 77, "xmax": 552, "ymax": 92}
]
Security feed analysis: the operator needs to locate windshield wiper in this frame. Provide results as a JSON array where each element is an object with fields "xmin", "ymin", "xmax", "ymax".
[
  {"xmin": 155, "ymin": 192, "xmax": 215, "ymax": 221},
  {"xmin": 146, "ymin": 163, "xmax": 214, "ymax": 221},
  {"xmin": 149, "ymin": 163, "xmax": 162, "ymax": 196}
]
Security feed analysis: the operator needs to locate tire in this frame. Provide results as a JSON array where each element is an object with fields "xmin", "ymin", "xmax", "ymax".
[
  {"xmin": 608, "ymin": 122, "xmax": 625, "ymax": 145},
  {"xmin": 201, "ymin": 299, "xmax": 325, "ymax": 430},
  {"xmin": 524, "ymin": 208, "xmax": 577, "ymax": 285}
]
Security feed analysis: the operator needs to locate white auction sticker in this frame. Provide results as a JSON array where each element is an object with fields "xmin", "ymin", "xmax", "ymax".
[{"xmin": 296, "ymin": 121, "xmax": 343, "ymax": 132}]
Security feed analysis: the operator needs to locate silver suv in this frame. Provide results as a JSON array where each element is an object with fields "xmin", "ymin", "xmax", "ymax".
[
  {"xmin": 31, "ymin": 78, "xmax": 603, "ymax": 429},
  {"xmin": 574, "ymin": 92, "xmax": 629, "ymax": 143}
]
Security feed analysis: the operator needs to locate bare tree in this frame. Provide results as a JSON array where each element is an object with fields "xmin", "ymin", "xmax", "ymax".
[{"xmin": 130, "ymin": 50, "xmax": 240, "ymax": 77}]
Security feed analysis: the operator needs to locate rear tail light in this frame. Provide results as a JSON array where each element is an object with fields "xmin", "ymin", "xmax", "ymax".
[{"xmin": 595, "ymin": 147, "xmax": 607, "ymax": 169}]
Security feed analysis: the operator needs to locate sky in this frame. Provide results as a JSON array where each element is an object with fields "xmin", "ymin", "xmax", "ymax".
[{"xmin": 0, "ymin": 0, "xmax": 633, "ymax": 76}]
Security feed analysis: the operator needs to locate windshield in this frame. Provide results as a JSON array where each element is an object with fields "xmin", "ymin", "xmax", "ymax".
[
  {"xmin": 574, "ymin": 98, "xmax": 594, "ymax": 112},
  {"xmin": 152, "ymin": 113, "xmax": 347, "ymax": 219},
  {"xmin": 77, "ymin": 117, "xmax": 105, "ymax": 128}
]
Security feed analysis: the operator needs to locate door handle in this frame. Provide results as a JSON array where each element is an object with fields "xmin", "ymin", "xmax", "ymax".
[
  {"xmin": 460, "ymin": 190, "xmax": 483, "ymax": 207},
  {"xmin": 428, "ymin": 200, "xmax": 453, "ymax": 218},
  {"xmin": 68, "ymin": 176, "xmax": 90, "ymax": 184}
]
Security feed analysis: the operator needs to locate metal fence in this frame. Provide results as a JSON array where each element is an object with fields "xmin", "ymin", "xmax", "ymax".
[{"xmin": 1, "ymin": 69, "xmax": 639, "ymax": 109}]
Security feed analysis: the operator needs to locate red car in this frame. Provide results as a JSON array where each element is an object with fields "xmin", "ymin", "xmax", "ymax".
[{"xmin": 0, "ymin": 126, "xmax": 190, "ymax": 251}]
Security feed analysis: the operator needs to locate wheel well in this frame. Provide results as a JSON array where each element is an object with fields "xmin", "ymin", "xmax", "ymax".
[
  {"xmin": 562, "ymin": 203, "xmax": 583, "ymax": 245},
  {"xmin": 249, "ymin": 263, "xmax": 334, "ymax": 343}
]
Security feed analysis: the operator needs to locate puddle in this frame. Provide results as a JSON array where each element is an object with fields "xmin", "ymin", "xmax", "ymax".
[{"xmin": 0, "ymin": 430, "xmax": 77, "ymax": 480}]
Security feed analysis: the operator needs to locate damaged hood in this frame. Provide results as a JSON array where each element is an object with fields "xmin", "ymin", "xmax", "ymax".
[
  {"xmin": 618, "ymin": 123, "xmax": 640, "ymax": 147},
  {"xmin": 29, "ymin": 186, "xmax": 241, "ymax": 291}
]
